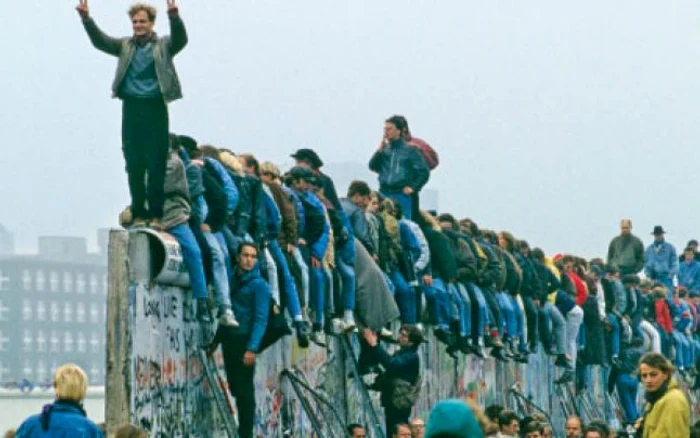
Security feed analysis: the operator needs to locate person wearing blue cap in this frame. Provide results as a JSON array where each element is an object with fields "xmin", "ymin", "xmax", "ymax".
[{"xmin": 424, "ymin": 399, "xmax": 483, "ymax": 438}]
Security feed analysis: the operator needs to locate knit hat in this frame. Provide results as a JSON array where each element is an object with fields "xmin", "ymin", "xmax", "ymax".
[{"xmin": 425, "ymin": 399, "xmax": 483, "ymax": 438}]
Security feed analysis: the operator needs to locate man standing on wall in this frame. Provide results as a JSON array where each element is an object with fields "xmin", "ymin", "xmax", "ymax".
[
  {"xmin": 369, "ymin": 116, "xmax": 430, "ymax": 221},
  {"xmin": 606, "ymin": 219, "xmax": 645, "ymax": 275},
  {"xmin": 77, "ymin": 0, "xmax": 187, "ymax": 230}
]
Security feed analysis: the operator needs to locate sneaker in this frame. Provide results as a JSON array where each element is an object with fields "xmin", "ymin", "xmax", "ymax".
[
  {"xmin": 310, "ymin": 330, "xmax": 326, "ymax": 347},
  {"xmin": 379, "ymin": 328, "xmax": 394, "ymax": 340},
  {"xmin": 218, "ymin": 309, "xmax": 239, "ymax": 328},
  {"xmin": 294, "ymin": 321, "xmax": 310, "ymax": 349},
  {"xmin": 341, "ymin": 315, "xmax": 357, "ymax": 333}
]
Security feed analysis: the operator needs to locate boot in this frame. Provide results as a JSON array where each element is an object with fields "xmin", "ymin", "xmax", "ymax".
[
  {"xmin": 555, "ymin": 354, "xmax": 573, "ymax": 370},
  {"xmin": 294, "ymin": 321, "xmax": 310, "ymax": 349},
  {"xmin": 217, "ymin": 307, "xmax": 239, "ymax": 328},
  {"xmin": 491, "ymin": 346, "xmax": 510, "ymax": 362}
]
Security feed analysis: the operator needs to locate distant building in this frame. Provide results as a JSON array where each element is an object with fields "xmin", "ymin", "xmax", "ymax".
[
  {"xmin": 0, "ymin": 224, "xmax": 15, "ymax": 256},
  {"xmin": 0, "ymin": 236, "xmax": 107, "ymax": 386}
]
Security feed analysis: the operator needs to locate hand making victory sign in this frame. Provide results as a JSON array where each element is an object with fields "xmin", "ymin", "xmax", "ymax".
[
  {"xmin": 167, "ymin": 0, "xmax": 179, "ymax": 15},
  {"xmin": 75, "ymin": 0, "xmax": 89, "ymax": 19}
]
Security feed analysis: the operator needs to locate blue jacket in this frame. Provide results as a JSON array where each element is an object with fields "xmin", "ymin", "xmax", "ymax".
[
  {"xmin": 299, "ymin": 191, "xmax": 329, "ymax": 260},
  {"xmin": 17, "ymin": 401, "xmax": 104, "ymax": 438},
  {"xmin": 229, "ymin": 267, "xmax": 271, "ymax": 353},
  {"xmin": 399, "ymin": 221, "xmax": 422, "ymax": 271},
  {"xmin": 369, "ymin": 138, "xmax": 430, "ymax": 194},
  {"xmin": 263, "ymin": 191, "xmax": 282, "ymax": 241},
  {"xmin": 644, "ymin": 240, "xmax": 679, "ymax": 280},
  {"xmin": 679, "ymin": 260, "xmax": 700, "ymax": 292},
  {"xmin": 204, "ymin": 158, "xmax": 239, "ymax": 217}
]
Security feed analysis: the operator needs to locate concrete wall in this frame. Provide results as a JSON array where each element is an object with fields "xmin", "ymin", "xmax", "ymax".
[{"xmin": 106, "ymin": 229, "xmax": 622, "ymax": 437}]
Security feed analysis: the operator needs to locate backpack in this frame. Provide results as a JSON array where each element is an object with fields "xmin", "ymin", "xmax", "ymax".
[{"xmin": 407, "ymin": 137, "xmax": 439, "ymax": 170}]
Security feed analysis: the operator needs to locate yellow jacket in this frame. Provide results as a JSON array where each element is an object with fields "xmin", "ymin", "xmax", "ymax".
[{"xmin": 641, "ymin": 381, "xmax": 689, "ymax": 438}]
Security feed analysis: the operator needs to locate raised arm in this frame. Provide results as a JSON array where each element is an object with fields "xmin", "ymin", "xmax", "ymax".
[
  {"xmin": 76, "ymin": 0, "xmax": 122, "ymax": 57},
  {"xmin": 166, "ymin": 0, "xmax": 188, "ymax": 55}
]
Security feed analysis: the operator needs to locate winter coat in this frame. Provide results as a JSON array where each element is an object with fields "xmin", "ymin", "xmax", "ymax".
[
  {"xmin": 515, "ymin": 252, "xmax": 538, "ymax": 299},
  {"xmin": 607, "ymin": 234, "xmax": 645, "ymax": 275},
  {"xmin": 476, "ymin": 239, "xmax": 505, "ymax": 290},
  {"xmin": 678, "ymin": 260, "xmax": 700, "ymax": 292},
  {"xmin": 580, "ymin": 295, "xmax": 607, "ymax": 365},
  {"xmin": 499, "ymin": 249, "xmax": 522, "ymax": 295},
  {"xmin": 265, "ymin": 182, "xmax": 298, "ymax": 248},
  {"xmin": 401, "ymin": 219, "xmax": 430, "ymax": 273},
  {"xmin": 230, "ymin": 174, "xmax": 267, "ymax": 243},
  {"xmin": 262, "ymin": 190, "xmax": 282, "ymax": 241},
  {"xmin": 341, "ymin": 198, "xmax": 375, "ymax": 256},
  {"xmin": 645, "ymin": 240, "xmax": 679, "ymax": 281},
  {"xmin": 422, "ymin": 228, "xmax": 458, "ymax": 282},
  {"xmin": 204, "ymin": 158, "xmax": 238, "ymax": 217},
  {"xmin": 354, "ymin": 239, "xmax": 400, "ymax": 331},
  {"xmin": 200, "ymin": 165, "xmax": 228, "ymax": 232},
  {"xmin": 655, "ymin": 299, "xmax": 673, "ymax": 334},
  {"xmin": 161, "ymin": 151, "xmax": 191, "ymax": 230},
  {"xmin": 443, "ymin": 229, "xmax": 478, "ymax": 283},
  {"xmin": 298, "ymin": 191, "xmax": 330, "ymax": 260},
  {"xmin": 17, "ymin": 400, "xmax": 103, "ymax": 438},
  {"xmin": 372, "ymin": 344, "xmax": 420, "ymax": 408},
  {"xmin": 80, "ymin": 13, "xmax": 187, "ymax": 103},
  {"xmin": 533, "ymin": 260, "xmax": 560, "ymax": 302},
  {"xmin": 641, "ymin": 380, "xmax": 689, "ymax": 438},
  {"xmin": 369, "ymin": 138, "xmax": 430, "ymax": 194},
  {"xmin": 228, "ymin": 266, "xmax": 271, "ymax": 353}
]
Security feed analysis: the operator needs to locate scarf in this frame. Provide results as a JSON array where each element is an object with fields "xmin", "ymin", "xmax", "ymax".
[
  {"xmin": 637, "ymin": 379, "xmax": 671, "ymax": 436},
  {"xmin": 40, "ymin": 399, "xmax": 87, "ymax": 431},
  {"xmin": 132, "ymin": 32, "xmax": 157, "ymax": 47}
]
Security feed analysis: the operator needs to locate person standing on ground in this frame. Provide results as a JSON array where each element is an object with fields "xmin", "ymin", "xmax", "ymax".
[
  {"xmin": 211, "ymin": 243, "xmax": 270, "ymax": 438},
  {"xmin": 77, "ymin": 0, "xmax": 187, "ymax": 230},
  {"xmin": 16, "ymin": 364, "xmax": 103, "ymax": 437},
  {"xmin": 607, "ymin": 219, "xmax": 645, "ymax": 275},
  {"xmin": 410, "ymin": 418, "xmax": 425, "ymax": 438},
  {"xmin": 369, "ymin": 116, "xmax": 430, "ymax": 221}
]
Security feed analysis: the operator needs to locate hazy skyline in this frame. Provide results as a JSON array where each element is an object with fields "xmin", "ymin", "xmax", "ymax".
[{"xmin": 2, "ymin": 1, "xmax": 700, "ymax": 257}]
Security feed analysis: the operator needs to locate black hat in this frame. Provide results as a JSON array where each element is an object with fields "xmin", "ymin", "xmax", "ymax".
[
  {"xmin": 291, "ymin": 149, "xmax": 324, "ymax": 169},
  {"xmin": 688, "ymin": 239, "xmax": 699, "ymax": 247},
  {"xmin": 287, "ymin": 166, "xmax": 314, "ymax": 181},
  {"xmin": 621, "ymin": 274, "xmax": 640, "ymax": 285},
  {"xmin": 651, "ymin": 225, "xmax": 666, "ymax": 235},
  {"xmin": 177, "ymin": 135, "xmax": 198, "ymax": 154}
]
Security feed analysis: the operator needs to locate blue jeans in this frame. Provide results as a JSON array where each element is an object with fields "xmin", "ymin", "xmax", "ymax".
[
  {"xmin": 214, "ymin": 232, "xmax": 232, "ymax": 281},
  {"xmin": 291, "ymin": 247, "xmax": 309, "ymax": 308},
  {"xmin": 390, "ymin": 271, "xmax": 417, "ymax": 324},
  {"xmin": 335, "ymin": 240, "xmax": 356, "ymax": 311},
  {"xmin": 509, "ymin": 295, "xmax": 527, "ymax": 352},
  {"xmin": 308, "ymin": 256, "xmax": 326, "ymax": 325},
  {"xmin": 466, "ymin": 282, "xmax": 488, "ymax": 338},
  {"xmin": 497, "ymin": 292, "xmax": 517, "ymax": 340},
  {"xmin": 448, "ymin": 283, "xmax": 471, "ymax": 337},
  {"xmin": 424, "ymin": 279, "xmax": 450, "ymax": 329},
  {"xmin": 672, "ymin": 330, "xmax": 691, "ymax": 369},
  {"xmin": 203, "ymin": 231, "xmax": 232, "ymax": 310},
  {"xmin": 607, "ymin": 314, "xmax": 621, "ymax": 358},
  {"xmin": 267, "ymin": 240, "xmax": 302, "ymax": 319},
  {"xmin": 168, "ymin": 224, "xmax": 207, "ymax": 300},
  {"xmin": 381, "ymin": 192, "xmax": 413, "ymax": 220},
  {"xmin": 616, "ymin": 373, "xmax": 639, "ymax": 422}
]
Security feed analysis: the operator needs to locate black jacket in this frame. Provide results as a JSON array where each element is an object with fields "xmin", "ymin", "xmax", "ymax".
[
  {"xmin": 201, "ymin": 167, "xmax": 228, "ymax": 232},
  {"xmin": 443, "ymin": 229, "xmax": 478, "ymax": 283},
  {"xmin": 371, "ymin": 344, "xmax": 420, "ymax": 408},
  {"xmin": 476, "ymin": 239, "xmax": 504, "ymax": 290},
  {"xmin": 230, "ymin": 173, "xmax": 268, "ymax": 243},
  {"xmin": 533, "ymin": 260, "xmax": 560, "ymax": 302},
  {"xmin": 422, "ymin": 228, "xmax": 457, "ymax": 282},
  {"xmin": 515, "ymin": 252, "xmax": 539, "ymax": 299},
  {"xmin": 369, "ymin": 139, "xmax": 430, "ymax": 194}
]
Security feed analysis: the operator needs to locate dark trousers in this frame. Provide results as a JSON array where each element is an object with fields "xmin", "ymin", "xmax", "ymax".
[
  {"xmin": 121, "ymin": 98, "xmax": 169, "ymax": 219},
  {"xmin": 481, "ymin": 286, "xmax": 502, "ymax": 336},
  {"xmin": 384, "ymin": 404, "xmax": 411, "ymax": 435},
  {"xmin": 523, "ymin": 296, "xmax": 539, "ymax": 347},
  {"xmin": 222, "ymin": 334, "xmax": 256, "ymax": 438},
  {"xmin": 189, "ymin": 222, "xmax": 213, "ymax": 284}
]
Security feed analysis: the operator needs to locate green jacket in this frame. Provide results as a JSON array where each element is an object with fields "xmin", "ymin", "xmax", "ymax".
[
  {"xmin": 81, "ymin": 12, "xmax": 187, "ymax": 103},
  {"xmin": 607, "ymin": 234, "xmax": 645, "ymax": 274},
  {"xmin": 641, "ymin": 381, "xmax": 689, "ymax": 438}
]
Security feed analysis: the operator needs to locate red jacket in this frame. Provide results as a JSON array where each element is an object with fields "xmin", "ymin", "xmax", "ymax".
[
  {"xmin": 568, "ymin": 272, "xmax": 588, "ymax": 306},
  {"xmin": 655, "ymin": 298, "xmax": 673, "ymax": 334}
]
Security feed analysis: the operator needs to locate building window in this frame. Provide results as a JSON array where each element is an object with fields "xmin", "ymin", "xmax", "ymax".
[
  {"xmin": 23, "ymin": 330, "xmax": 32, "ymax": 352},
  {"xmin": 90, "ymin": 333, "xmax": 100, "ymax": 353},
  {"xmin": 63, "ymin": 272, "xmax": 73, "ymax": 293},
  {"xmin": 77, "ymin": 332, "xmax": 86, "ymax": 353},
  {"xmin": 36, "ymin": 301, "xmax": 46, "ymax": 321},
  {"xmin": 50, "ymin": 302, "xmax": 59, "ymax": 322},
  {"xmin": 0, "ymin": 331, "xmax": 8, "ymax": 352},
  {"xmin": 22, "ymin": 270, "xmax": 31, "ymax": 291},
  {"xmin": 23, "ymin": 360, "xmax": 33, "ymax": 379},
  {"xmin": 63, "ymin": 302, "xmax": 72, "ymax": 323},
  {"xmin": 64, "ymin": 332, "xmax": 73, "ymax": 352},
  {"xmin": 36, "ymin": 361, "xmax": 48, "ymax": 383},
  {"xmin": 0, "ymin": 300, "xmax": 8, "ymax": 322},
  {"xmin": 76, "ymin": 273, "xmax": 86, "ymax": 294},
  {"xmin": 0, "ymin": 270, "xmax": 9, "ymax": 292},
  {"xmin": 90, "ymin": 303, "xmax": 99, "ymax": 323},
  {"xmin": 35, "ymin": 270, "xmax": 45, "ymax": 292},
  {"xmin": 90, "ymin": 273, "xmax": 98, "ymax": 295},
  {"xmin": 50, "ymin": 331, "xmax": 60, "ymax": 353},
  {"xmin": 50, "ymin": 271, "xmax": 59, "ymax": 293},
  {"xmin": 36, "ymin": 331, "xmax": 46, "ymax": 352},
  {"xmin": 76, "ymin": 303, "xmax": 85, "ymax": 323},
  {"xmin": 22, "ymin": 299, "xmax": 32, "ymax": 321}
]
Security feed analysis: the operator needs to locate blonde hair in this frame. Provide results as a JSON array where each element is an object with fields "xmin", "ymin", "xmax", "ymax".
[
  {"xmin": 420, "ymin": 210, "xmax": 442, "ymax": 231},
  {"xmin": 128, "ymin": 3, "xmax": 157, "ymax": 21},
  {"xmin": 53, "ymin": 364, "xmax": 88, "ymax": 402},
  {"xmin": 259, "ymin": 161, "xmax": 281, "ymax": 179},
  {"xmin": 219, "ymin": 151, "xmax": 244, "ymax": 176}
]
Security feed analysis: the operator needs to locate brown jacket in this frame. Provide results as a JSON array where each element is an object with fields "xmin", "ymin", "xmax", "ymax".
[{"xmin": 265, "ymin": 182, "xmax": 297, "ymax": 248}]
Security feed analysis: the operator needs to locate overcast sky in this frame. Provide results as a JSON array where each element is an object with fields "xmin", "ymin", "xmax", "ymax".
[{"xmin": 2, "ymin": 1, "xmax": 700, "ymax": 257}]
